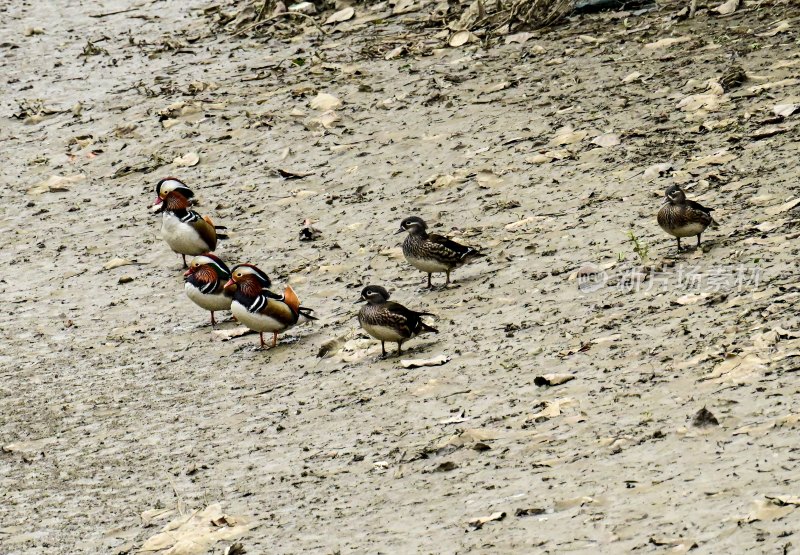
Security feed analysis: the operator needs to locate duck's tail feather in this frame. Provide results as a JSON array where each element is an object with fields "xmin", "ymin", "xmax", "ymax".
[
  {"xmin": 298, "ymin": 306, "xmax": 318, "ymax": 323},
  {"xmin": 463, "ymin": 249, "xmax": 486, "ymax": 263},
  {"xmin": 419, "ymin": 321, "xmax": 439, "ymax": 334}
]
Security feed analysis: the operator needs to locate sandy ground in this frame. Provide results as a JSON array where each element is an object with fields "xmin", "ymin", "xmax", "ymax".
[{"xmin": 2, "ymin": 0, "xmax": 800, "ymax": 553}]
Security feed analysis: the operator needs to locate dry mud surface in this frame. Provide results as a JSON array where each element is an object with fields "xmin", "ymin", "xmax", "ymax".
[{"xmin": 2, "ymin": 0, "xmax": 800, "ymax": 553}]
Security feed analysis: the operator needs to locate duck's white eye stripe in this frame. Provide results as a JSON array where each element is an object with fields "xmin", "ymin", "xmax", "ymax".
[{"xmin": 161, "ymin": 179, "xmax": 184, "ymax": 189}]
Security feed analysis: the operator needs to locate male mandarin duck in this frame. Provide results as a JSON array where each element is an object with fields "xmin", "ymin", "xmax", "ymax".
[
  {"xmin": 223, "ymin": 264, "xmax": 316, "ymax": 348},
  {"xmin": 152, "ymin": 177, "xmax": 227, "ymax": 268},
  {"xmin": 183, "ymin": 253, "xmax": 232, "ymax": 327}
]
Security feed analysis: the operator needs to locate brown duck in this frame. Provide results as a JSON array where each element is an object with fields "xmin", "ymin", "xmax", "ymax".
[
  {"xmin": 356, "ymin": 285, "xmax": 438, "ymax": 357},
  {"xmin": 397, "ymin": 216, "xmax": 485, "ymax": 288},
  {"xmin": 657, "ymin": 185, "xmax": 717, "ymax": 251}
]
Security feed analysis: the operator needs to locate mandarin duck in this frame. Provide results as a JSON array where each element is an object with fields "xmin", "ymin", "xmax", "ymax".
[
  {"xmin": 183, "ymin": 253, "xmax": 233, "ymax": 327},
  {"xmin": 224, "ymin": 264, "xmax": 316, "ymax": 348},
  {"xmin": 397, "ymin": 216, "xmax": 485, "ymax": 288},
  {"xmin": 356, "ymin": 285, "xmax": 438, "ymax": 357},
  {"xmin": 152, "ymin": 177, "xmax": 228, "ymax": 268},
  {"xmin": 657, "ymin": 185, "xmax": 717, "ymax": 252}
]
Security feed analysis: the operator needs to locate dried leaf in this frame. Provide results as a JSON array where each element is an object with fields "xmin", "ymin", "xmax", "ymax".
[
  {"xmin": 2, "ymin": 437, "xmax": 56, "ymax": 453},
  {"xmin": 401, "ymin": 355, "xmax": 450, "ymax": 369},
  {"xmin": 141, "ymin": 508, "xmax": 176, "ymax": 527},
  {"xmin": 173, "ymin": 152, "xmax": 200, "ymax": 167},
  {"xmin": 277, "ymin": 168, "xmax": 314, "ymax": 179},
  {"xmin": 550, "ymin": 128, "xmax": 587, "ymax": 146},
  {"xmin": 288, "ymin": 2, "xmax": 316, "ymax": 14},
  {"xmin": 644, "ymin": 37, "xmax": 691, "ymax": 49},
  {"xmin": 438, "ymin": 412, "xmax": 469, "ymax": 425},
  {"xmin": 765, "ymin": 495, "xmax": 800, "ymax": 507},
  {"xmin": 649, "ymin": 537, "xmax": 698, "ymax": 552},
  {"xmin": 392, "ymin": 0, "xmax": 418, "ymax": 15},
  {"xmin": 467, "ymin": 511, "xmax": 506, "ymax": 529},
  {"xmin": 528, "ymin": 398, "xmax": 575, "ymax": 421},
  {"xmin": 705, "ymin": 353, "xmax": 767, "ymax": 384},
  {"xmin": 305, "ymin": 110, "xmax": 340, "ymax": 130},
  {"xmin": 27, "ymin": 174, "xmax": 85, "ymax": 195},
  {"xmin": 534, "ymin": 373, "xmax": 575, "ymax": 386},
  {"xmin": 591, "ymin": 133, "xmax": 620, "ymax": 148},
  {"xmin": 774, "ymin": 104, "xmax": 799, "ymax": 117},
  {"xmin": 187, "ymin": 81, "xmax": 216, "ymax": 94},
  {"xmin": 673, "ymin": 293, "xmax": 708, "ymax": 305},
  {"xmin": 310, "ymin": 93, "xmax": 342, "ymax": 111},
  {"xmin": 438, "ymin": 428, "xmax": 498, "ymax": 449},
  {"xmin": 103, "ymin": 258, "xmax": 133, "ymax": 270},
  {"xmin": 747, "ymin": 78, "xmax": 800, "ymax": 95},
  {"xmin": 622, "ymin": 71, "xmax": 643, "ymax": 84},
  {"xmin": 449, "ymin": 31, "xmax": 476, "ymax": 47},
  {"xmin": 754, "ymin": 220, "xmax": 784, "ymax": 233},
  {"xmin": 678, "ymin": 93, "xmax": 723, "ymax": 113},
  {"xmin": 750, "ymin": 125, "xmax": 789, "ymax": 141},
  {"xmin": 686, "ymin": 150, "xmax": 737, "ymax": 169},
  {"xmin": 525, "ymin": 149, "xmax": 570, "ymax": 164},
  {"xmin": 765, "ymin": 198, "xmax": 800, "ymax": 216},
  {"xmin": 481, "ymin": 81, "xmax": 512, "ymax": 94},
  {"xmin": 139, "ymin": 504, "xmax": 251, "ymax": 554},
  {"xmin": 643, "ymin": 162, "xmax": 672, "ymax": 182},
  {"xmin": 525, "ymin": 153, "xmax": 553, "ymax": 164},
  {"xmin": 733, "ymin": 413, "xmax": 800, "ymax": 436},
  {"xmin": 756, "ymin": 20, "xmax": 790, "ymax": 37},
  {"xmin": 505, "ymin": 217, "xmax": 534, "ymax": 230},
  {"xmin": 384, "ymin": 45, "xmax": 406, "ymax": 60},
  {"xmin": 745, "ymin": 499, "xmax": 794, "ymax": 523},
  {"xmin": 577, "ymin": 35, "xmax": 603, "ymax": 44},
  {"xmin": 505, "ymin": 32, "xmax": 535, "ymax": 44},
  {"xmin": 423, "ymin": 173, "xmax": 466, "ymax": 188},
  {"xmin": 325, "ymin": 6, "xmax": 354, "ymax": 24},
  {"xmin": 591, "ymin": 334, "xmax": 620, "ymax": 345},
  {"xmin": 476, "ymin": 170, "xmax": 504, "ymax": 187},
  {"xmin": 712, "ymin": 0, "xmax": 738, "ymax": 15}
]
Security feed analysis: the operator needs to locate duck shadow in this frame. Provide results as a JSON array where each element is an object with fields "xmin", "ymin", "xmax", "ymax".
[
  {"xmin": 373, "ymin": 339, "xmax": 440, "ymax": 362},
  {"xmin": 663, "ymin": 239, "xmax": 716, "ymax": 258}
]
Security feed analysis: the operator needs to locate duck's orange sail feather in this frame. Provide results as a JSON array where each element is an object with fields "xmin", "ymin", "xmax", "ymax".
[{"xmin": 283, "ymin": 285, "xmax": 301, "ymax": 315}]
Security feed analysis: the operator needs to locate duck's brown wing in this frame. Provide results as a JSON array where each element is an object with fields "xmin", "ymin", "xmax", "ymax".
[
  {"xmin": 203, "ymin": 214, "xmax": 229, "ymax": 239},
  {"xmin": 184, "ymin": 212, "xmax": 217, "ymax": 251},
  {"xmin": 428, "ymin": 233, "xmax": 484, "ymax": 264},
  {"xmin": 686, "ymin": 199, "xmax": 713, "ymax": 215},
  {"xmin": 384, "ymin": 302, "xmax": 438, "ymax": 335},
  {"xmin": 246, "ymin": 290, "xmax": 298, "ymax": 326}
]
